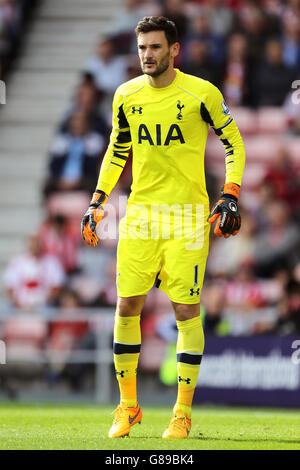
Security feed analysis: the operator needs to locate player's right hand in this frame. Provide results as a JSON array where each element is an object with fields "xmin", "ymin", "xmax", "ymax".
[{"xmin": 81, "ymin": 190, "xmax": 108, "ymax": 247}]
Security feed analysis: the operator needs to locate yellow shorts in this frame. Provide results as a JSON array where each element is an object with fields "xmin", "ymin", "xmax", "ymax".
[{"xmin": 116, "ymin": 213, "xmax": 210, "ymax": 304}]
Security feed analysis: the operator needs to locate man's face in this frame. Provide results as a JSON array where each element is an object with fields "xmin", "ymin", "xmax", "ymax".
[
  {"xmin": 28, "ymin": 235, "xmax": 42, "ymax": 258},
  {"xmin": 97, "ymin": 39, "xmax": 113, "ymax": 62},
  {"xmin": 69, "ymin": 113, "xmax": 88, "ymax": 137},
  {"xmin": 266, "ymin": 40, "xmax": 282, "ymax": 66},
  {"xmin": 137, "ymin": 31, "xmax": 179, "ymax": 77}
]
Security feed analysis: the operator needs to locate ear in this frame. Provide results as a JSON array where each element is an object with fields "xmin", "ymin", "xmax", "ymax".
[{"xmin": 171, "ymin": 42, "xmax": 180, "ymax": 59}]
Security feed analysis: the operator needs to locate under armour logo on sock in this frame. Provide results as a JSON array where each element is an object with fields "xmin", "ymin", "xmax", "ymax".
[
  {"xmin": 178, "ymin": 376, "xmax": 191, "ymax": 385},
  {"xmin": 115, "ymin": 370, "xmax": 125, "ymax": 378}
]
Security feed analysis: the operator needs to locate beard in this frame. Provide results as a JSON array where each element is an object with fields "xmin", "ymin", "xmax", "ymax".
[{"xmin": 141, "ymin": 51, "xmax": 171, "ymax": 77}]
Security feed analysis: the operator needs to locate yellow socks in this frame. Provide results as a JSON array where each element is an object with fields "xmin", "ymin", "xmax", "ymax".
[
  {"xmin": 174, "ymin": 315, "xmax": 205, "ymax": 419},
  {"xmin": 113, "ymin": 313, "xmax": 204, "ymax": 415},
  {"xmin": 113, "ymin": 314, "xmax": 141, "ymax": 408}
]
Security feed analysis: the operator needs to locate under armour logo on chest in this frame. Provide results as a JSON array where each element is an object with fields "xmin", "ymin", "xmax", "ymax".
[{"xmin": 132, "ymin": 106, "xmax": 143, "ymax": 114}]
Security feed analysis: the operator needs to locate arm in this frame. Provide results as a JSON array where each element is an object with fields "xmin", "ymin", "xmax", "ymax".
[
  {"xmin": 81, "ymin": 86, "xmax": 132, "ymax": 246},
  {"xmin": 96, "ymin": 89, "xmax": 131, "ymax": 195},
  {"xmin": 201, "ymin": 84, "xmax": 246, "ymax": 237}
]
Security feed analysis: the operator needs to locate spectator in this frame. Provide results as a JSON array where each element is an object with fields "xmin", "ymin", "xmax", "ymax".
[
  {"xmin": 0, "ymin": 0, "xmax": 21, "ymax": 74},
  {"xmin": 82, "ymin": 36, "xmax": 130, "ymax": 121},
  {"xmin": 255, "ymin": 38, "xmax": 296, "ymax": 106},
  {"xmin": 38, "ymin": 214, "xmax": 79, "ymax": 275},
  {"xmin": 109, "ymin": 0, "xmax": 161, "ymax": 54},
  {"xmin": 203, "ymin": 0, "xmax": 234, "ymax": 37},
  {"xmin": 283, "ymin": 0, "xmax": 300, "ymax": 26},
  {"xmin": 237, "ymin": 3, "xmax": 280, "ymax": 62},
  {"xmin": 43, "ymin": 111, "xmax": 105, "ymax": 198},
  {"xmin": 207, "ymin": 210, "xmax": 258, "ymax": 277},
  {"xmin": 263, "ymin": 145, "xmax": 300, "ymax": 213},
  {"xmin": 3, "ymin": 234, "xmax": 66, "ymax": 311},
  {"xmin": 47, "ymin": 288, "xmax": 90, "ymax": 389},
  {"xmin": 59, "ymin": 79, "xmax": 109, "ymax": 136},
  {"xmin": 258, "ymin": 0, "xmax": 285, "ymax": 18},
  {"xmin": 281, "ymin": 15, "xmax": 300, "ymax": 72},
  {"xmin": 222, "ymin": 32, "xmax": 253, "ymax": 106},
  {"xmin": 293, "ymin": 260, "xmax": 300, "ymax": 284},
  {"xmin": 201, "ymin": 282, "xmax": 230, "ymax": 335},
  {"xmin": 181, "ymin": 37, "xmax": 221, "ymax": 85},
  {"xmin": 253, "ymin": 279, "xmax": 300, "ymax": 335},
  {"xmin": 125, "ymin": 53, "xmax": 142, "ymax": 81},
  {"xmin": 249, "ymin": 180, "xmax": 277, "ymax": 233},
  {"xmin": 284, "ymin": 83, "xmax": 300, "ymax": 134},
  {"xmin": 183, "ymin": 12, "xmax": 225, "ymax": 65},
  {"xmin": 225, "ymin": 261, "xmax": 283, "ymax": 314},
  {"xmin": 82, "ymin": 36, "xmax": 128, "ymax": 95},
  {"xmin": 254, "ymin": 200, "xmax": 300, "ymax": 276},
  {"xmin": 162, "ymin": 0, "xmax": 189, "ymax": 40},
  {"xmin": 89, "ymin": 258, "xmax": 117, "ymax": 307}
]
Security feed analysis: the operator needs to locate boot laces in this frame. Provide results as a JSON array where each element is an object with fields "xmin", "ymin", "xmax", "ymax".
[
  {"xmin": 171, "ymin": 414, "xmax": 188, "ymax": 431},
  {"xmin": 112, "ymin": 405, "xmax": 127, "ymax": 425}
]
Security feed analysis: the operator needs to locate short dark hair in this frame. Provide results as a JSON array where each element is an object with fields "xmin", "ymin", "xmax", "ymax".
[{"xmin": 135, "ymin": 16, "xmax": 179, "ymax": 46}]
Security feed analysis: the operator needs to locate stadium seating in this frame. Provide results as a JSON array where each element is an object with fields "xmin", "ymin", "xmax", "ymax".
[
  {"xmin": 257, "ymin": 107, "xmax": 288, "ymax": 134},
  {"xmin": 0, "ymin": 0, "xmax": 123, "ymax": 299},
  {"xmin": 231, "ymin": 107, "xmax": 258, "ymax": 135}
]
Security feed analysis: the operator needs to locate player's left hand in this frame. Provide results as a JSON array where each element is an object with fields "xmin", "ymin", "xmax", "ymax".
[{"xmin": 207, "ymin": 195, "xmax": 241, "ymax": 238}]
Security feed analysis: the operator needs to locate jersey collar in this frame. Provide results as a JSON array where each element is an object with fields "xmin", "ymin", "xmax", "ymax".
[{"xmin": 144, "ymin": 69, "xmax": 182, "ymax": 92}]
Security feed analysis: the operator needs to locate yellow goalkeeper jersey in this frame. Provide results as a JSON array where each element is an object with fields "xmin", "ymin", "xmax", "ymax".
[{"xmin": 97, "ymin": 69, "xmax": 245, "ymax": 210}]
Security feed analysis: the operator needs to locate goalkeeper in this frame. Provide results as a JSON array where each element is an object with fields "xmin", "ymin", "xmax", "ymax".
[{"xmin": 81, "ymin": 16, "xmax": 245, "ymax": 439}]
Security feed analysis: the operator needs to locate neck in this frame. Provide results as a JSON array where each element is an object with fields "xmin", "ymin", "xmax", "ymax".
[{"xmin": 146, "ymin": 66, "xmax": 177, "ymax": 88}]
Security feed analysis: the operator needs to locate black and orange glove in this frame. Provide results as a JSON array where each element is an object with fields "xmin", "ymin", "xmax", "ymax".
[
  {"xmin": 81, "ymin": 190, "xmax": 108, "ymax": 247},
  {"xmin": 207, "ymin": 183, "xmax": 241, "ymax": 238}
]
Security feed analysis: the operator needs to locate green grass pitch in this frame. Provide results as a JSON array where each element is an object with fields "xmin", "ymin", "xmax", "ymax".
[{"xmin": 0, "ymin": 402, "xmax": 299, "ymax": 450}]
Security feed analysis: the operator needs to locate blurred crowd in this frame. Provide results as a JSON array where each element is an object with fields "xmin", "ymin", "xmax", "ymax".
[
  {"xmin": 0, "ymin": 0, "xmax": 37, "ymax": 79},
  {"xmin": 2, "ymin": 0, "xmax": 300, "ymax": 391}
]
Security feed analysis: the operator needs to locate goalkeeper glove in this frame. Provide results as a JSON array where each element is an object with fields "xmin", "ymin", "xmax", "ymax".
[
  {"xmin": 81, "ymin": 190, "xmax": 108, "ymax": 247},
  {"xmin": 207, "ymin": 183, "xmax": 241, "ymax": 238}
]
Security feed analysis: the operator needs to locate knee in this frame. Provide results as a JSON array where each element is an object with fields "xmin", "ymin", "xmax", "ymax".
[
  {"xmin": 173, "ymin": 303, "xmax": 200, "ymax": 322},
  {"xmin": 116, "ymin": 296, "xmax": 145, "ymax": 317}
]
